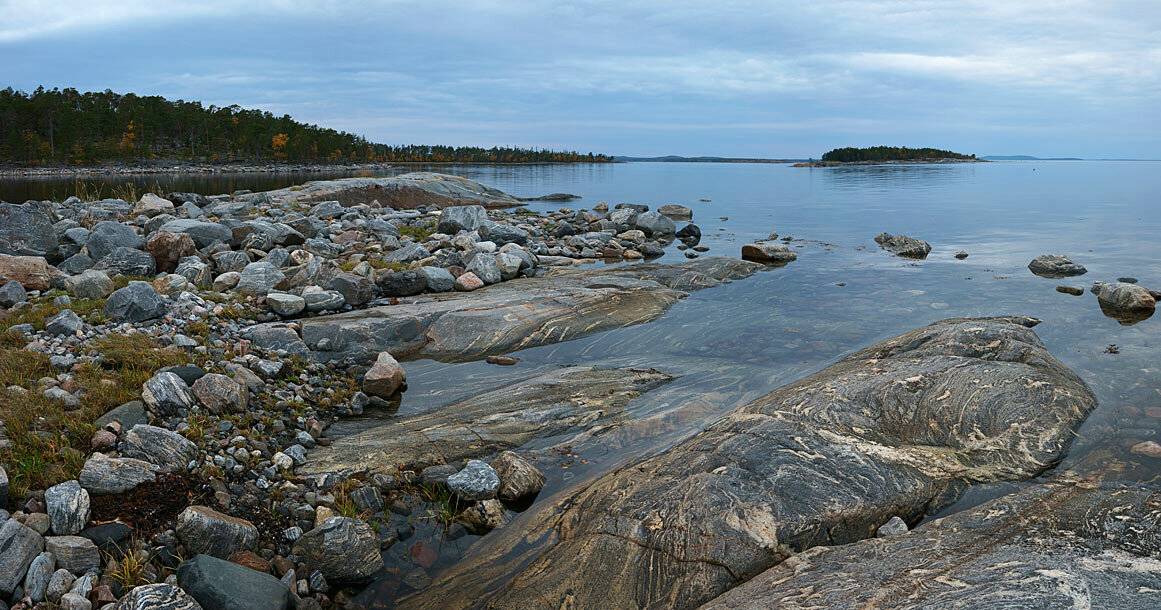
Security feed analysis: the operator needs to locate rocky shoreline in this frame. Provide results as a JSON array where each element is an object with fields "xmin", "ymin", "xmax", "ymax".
[
  {"xmin": 0, "ymin": 162, "xmax": 400, "ymax": 178},
  {"xmin": 0, "ymin": 171, "xmax": 1157, "ymax": 609}
]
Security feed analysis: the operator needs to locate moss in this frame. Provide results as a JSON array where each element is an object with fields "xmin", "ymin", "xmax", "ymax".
[
  {"xmin": 0, "ymin": 296, "xmax": 108, "ymax": 334},
  {"xmin": 398, "ymin": 224, "xmax": 434, "ymax": 241}
]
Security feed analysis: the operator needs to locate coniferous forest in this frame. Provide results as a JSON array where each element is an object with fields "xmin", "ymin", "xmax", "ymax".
[
  {"xmin": 820, "ymin": 146, "xmax": 975, "ymax": 162},
  {"xmin": 0, "ymin": 87, "xmax": 612, "ymax": 165}
]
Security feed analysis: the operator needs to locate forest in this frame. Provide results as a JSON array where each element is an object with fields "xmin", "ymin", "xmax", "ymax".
[
  {"xmin": 820, "ymin": 146, "xmax": 975, "ymax": 162},
  {"xmin": 0, "ymin": 87, "xmax": 612, "ymax": 165}
]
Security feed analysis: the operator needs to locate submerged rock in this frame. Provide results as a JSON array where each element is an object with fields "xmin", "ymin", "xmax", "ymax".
[
  {"xmin": 874, "ymin": 232, "xmax": 932, "ymax": 258},
  {"xmin": 1028, "ymin": 254, "xmax": 1087, "ymax": 277},
  {"xmin": 401, "ymin": 317, "xmax": 1096, "ymax": 610},
  {"xmin": 741, "ymin": 243, "xmax": 797, "ymax": 263}
]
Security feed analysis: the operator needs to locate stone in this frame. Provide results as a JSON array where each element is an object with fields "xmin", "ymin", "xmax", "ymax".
[
  {"xmin": 23, "ymin": 551, "xmax": 54, "ymax": 602},
  {"xmin": 291, "ymin": 517, "xmax": 384, "ymax": 584},
  {"xmin": 120, "ymin": 424, "xmax": 198, "ymax": 471},
  {"xmin": 458, "ymin": 499, "xmax": 507, "ymax": 535},
  {"xmin": 266, "ymin": 293, "xmax": 305, "ymax": 317},
  {"xmin": 1130, "ymin": 441, "xmax": 1161, "ymax": 458},
  {"xmin": 237, "ymin": 262, "xmax": 285, "ymax": 296},
  {"xmin": 308, "ymin": 200, "xmax": 345, "ymax": 218},
  {"xmin": 59, "ymin": 592, "xmax": 92, "ymax": 610},
  {"xmin": 85, "ymin": 221, "xmax": 143, "ymax": 261},
  {"xmin": 436, "ymin": 205, "xmax": 487, "ymax": 234},
  {"xmin": 874, "ymin": 232, "xmax": 932, "ymax": 258},
  {"xmin": 46, "ymin": 568, "xmax": 73, "ymax": 603},
  {"xmin": 490, "ymin": 451, "xmax": 546, "ymax": 502},
  {"xmin": 103, "ymin": 281, "xmax": 167, "ymax": 322},
  {"xmin": 93, "ymin": 246, "xmax": 156, "ymax": 277},
  {"xmin": 419, "ymin": 266, "xmax": 455, "ymax": 292},
  {"xmin": 174, "ymin": 257, "xmax": 212, "ymax": 286},
  {"xmin": 876, "ymin": 515, "xmax": 909, "ymax": 537},
  {"xmin": 447, "ymin": 460, "xmax": 501, "ymax": 500},
  {"xmin": 479, "ymin": 220, "xmax": 530, "ymax": 246},
  {"xmin": 58, "ymin": 252, "xmax": 94, "ymax": 274},
  {"xmin": 212, "ymin": 271, "xmax": 241, "ymax": 291},
  {"xmin": 635, "ymin": 211, "xmax": 677, "ymax": 236},
  {"xmin": 0, "ymin": 280, "xmax": 26, "ymax": 307},
  {"xmin": 385, "ymin": 242, "xmax": 431, "ymax": 264},
  {"xmin": 191, "ymin": 374, "xmax": 249, "ymax": 414},
  {"xmin": 44, "ymin": 309, "xmax": 83, "ymax": 336},
  {"xmin": 94, "ymin": 400, "xmax": 147, "ymax": 431},
  {"xmin": 44, "ymin": 536, "xmax": 99, "ymax": 573},
  {"xmin": 467, "ymin": 253, "xmax": 501, "ymax": 285},
  {"xmin": 954, "ymin": 250, "xmax": 969, "ymax": 259},
  {"xmin": 0, "ymin": 201, "xmax": 57, "ymax": 256},
  {"xmin": 496, "ymin": 253, "xmax": 522, "ymax": 281},
  {"xmin": 63, "ymin": 270, "xmax": 113, "ymax": 299},
  {"xmin": 158, "ymin": 219, "xmax": 232, "ymax": 249},
  {"xmin": 741, "ymin": 242, "xmax": 798, "ymax": 263},
  {"xmin": 326, "ymin": 273, "xmax": 374, "ymax": 306},
  {"xmin": 110, "ymin": 583, "xmax": 204, "ymax": 609},
  {"xmin": 1028, "ymin": 254, "xmax": 1087, "ymax": 277},
  {"xmin": 212, "ymin": 250, "xmax": 252, "ymax": 274},
  {"xmin": 302, "ymin": 289, "xmax": 345, "ymax": 312},
  {"xmin": 44, "ymin": 481, "xmax": 89, "ymax": 535},
  {"xmin": 78, "ymin": 522, "xmax": 132, "ymax": 557},
  {"xmin": 453, "ymin": 271, "xmax": 484, "ymax": 291},
  {"xmin": 658, "ymin": 204, "xmax": 693, "ymax": 220},
  {"xmin": 412, "ymin": 317, "xmax": 1098, "ymax": 610},
  {"xmin": 675, "ymin": 223, "xmax": 701, "ymax": 245},
  {"xmin": 176, "ymin": 506, "xmax": 259, "ymax": 559},
  {"xmin": 142, "ymin": 372, "xmax": 195, "ymax": 416},
  {"xmin": 0, "ymin": 464, "xmax": 7, "ymax": 507},
  {"xmin": 177, "ymin": 554, "xmax": 293, "ymax": 610},
  {"xmin": 376, "ymin": 269, "xmax": 428, "ymax": 297},
  {"xmin": 0, "ymin": 254, "xmax": 59, "ymax": 290},
  {"xmin": 362, "ymin": 351, "xmax": 406, "ymax": 398},
  {"xmin": 606, "ymin": 207, "xmax": 638, "ymax": 228},
  {"xmin": 133, "ymin": 193, "xmax": 175, "ymax": 218},
  {"xmin": 1092, "ymin": 281, "xmax": 1156, "ymax": 311},
  {"xmin": 245, "ymin": 323, "xmax": 310, "ymax": 356}
]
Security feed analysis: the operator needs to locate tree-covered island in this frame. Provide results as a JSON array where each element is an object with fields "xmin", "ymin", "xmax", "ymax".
[{"xmin": 794, "ymin": 146, "xmax": 983, "ymax": 166}]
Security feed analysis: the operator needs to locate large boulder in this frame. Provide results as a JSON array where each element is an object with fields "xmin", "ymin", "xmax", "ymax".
[
  {"xmin": 93, "ymin": 246, "xmax": 157, "ymax": 277},
  {"xmin": 292, "ymin": 517, "xmax": 384, "ymax": 584},
  {"xmin": 326, "ymin": 272, "xmax": 374, "ymax": 306},
  {"xmin": 85, "ymin": 221, "xmax": 143, "ymax": 261},
  {"xmin": 111, "ymin": 583, "xmax": 204, "ymax": 609},
  {"xmin": 437, "ymin": 205, "xmax": 487, "ymax": 234},
  {"xmin": 635, "ymin": 211, "xmax": 677, "ymax": 236},
  {"xmin": 45, "ymin": 536, "xmax": 100, "ymax": 573},
  {"xmin": 658, "ymin": 204, "xmax": 693, "ymax": 220},
  {"xmin": 236, "ymin": 262, "xmax": 285, "ymax": 296},
  {"xmin": 175, "ymin": 506, "xmax": 259, "ymax": 559},
  {"xmin": 158, "ymin": 219, "xmax": 232, "ymax": 249},
  {"xmin": 142, "ymin": 371, "xmax": 195, "ymax": 416},
  {"xmin": 447, "ymin": 460, "xmax": 501, "ymax": 501},
  {"xmin": 120, "ymin": 424, "xmax": 198, "ymax": 471},
  {"xmin": 1092, "ymin": 281, "xmax": 1156, "ymax": 311},
  {"xmin": 741, "ymin": 243, "xmax": 797, "ymax": 263},
  {"xmin": 0, "ymin": 519, "xmax": 44, "ymax": 597},
  {"xmin": 376, "ymin": 269, "xmax": 427, "ymax": 297},
  {"xmin": 103, "ymin": 281, "xmax": 168, "ymax": 322},
  {"xmin": 78, "ymin": 453, "xmax": 159, "ymax": 495},
  {"xmin": 190, "ymin": 373, "xmax": 249, "ymax": 414},
  {"xmin": 63, "ymin": 270, "xmax": 113, "ymax": 299},
  {"xmin": 0, "ymin": 201, "xmax": 57, "ymax": 256},
  {"xmin": 1028, "ymin": 254, "xmax": 1087, "ymax": 277},
  {"xmin": 0, "ymin": 278, "xmax": 27, "ymax": 307},
  {"xmin": 133, "ymin": 193, "xmax": 175, "ymax": 218},
  {"xmin": 0, "ymin": 253, "xmax": 60, "ymax": 290},
  {"xmin": 874, "ymin": 232, "xmax": 931, "ymax": 258},
  {"xmin": 404, "ymin": 317, "xmax": 1098, "ymax": 610},
  {"xmin": 491, "ymin": 451, "xmax": 546, "ymax": 502},
  {"xmin": 146, "ymin": 231, "xmax": 198, "ymax": 273},
  {"xmin": 362, "ymin": 351, "xmax": 406, "ymax": 398},
  {"xmin": 177, "ymin": 554, "xmax": 293, "ymax": 610},
  {"xmin": 45, "ymin": 480, "xmax": 90, "ymax": 535}
]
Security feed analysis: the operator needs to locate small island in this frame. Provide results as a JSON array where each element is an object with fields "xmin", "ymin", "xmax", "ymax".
[{"xmin": 793, "ymin": 146, "xmax": 984, "ymax": 167}]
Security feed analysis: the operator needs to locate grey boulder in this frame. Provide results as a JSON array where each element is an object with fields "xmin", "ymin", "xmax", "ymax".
[
  {"xmin": 236, "ymin": 262, "xmax": 285, "ymax": 296},
  {"xmin": 78, "ymin": 453, "xmax": 159, "ymax": 494},
  {"xmin": 0, "ymin": 201, "xmax": 57, "ymax": 256},
  {"xmin": 44, "ymin": 309, "xmax": 83, "ymax": 336},
  {"xmin": 1028, "ymin": 254, "xmax": 1088, "ymax": 277},
  {"xmin": 158, "ymin": 219, "xmax": 232, "ymax": 249},
  {"xmin": 102, "ymin": 281, "xmax": 167, "ymax": 322},
  {"xmin": 874, "ymin": 232, "xmax": 932, "ymax": 258},
  {"xmin": 292, "ymin": 517, "xmax": 384, "ymax": 583},
  {"xmin": 447, "ymin": 460, "xmax": 501, "ymax": 501},
  {"xmin": 175, "ymin": 506, "xmax": 259, "ymax": 559},
  {"xmin": 63, "ymin": 270, "xmax": 113, "ymax": 299},
  {"xmin": 111, "ymin": 583, "xmax": 204, "ymax": 609},
  {"xmin": 437, "ymin": 205, "xmax": 487, "ymax": 234},
  {"xmin": 0, "ymin": 519, "xmax": 44, "ymax": 597},
  {"xmin": 177, "ymin": 554, "xmax": 293, "ymax": 610},
  {"xmin": 93, "ymin": 246, "xmax": 157, "ymax": 277},
  {"xmin": 45, "ymin": 536, "xmax": 99, "ymax": 573},
  {"xmin": 45, "ymin": 480, "xmax": 90, "ymax": 535},
  {"xmin": 741, "ymin": 242, "xmax": 797, "ymax": 263},
  {"xmin": 84, "ymin": 221, "xmax": 142, "ymax": 261},
  {"xmin": 142, "ymin": 371, "xmax": 195, "ymax": 416},
  {"xmin": 0, "ymin": 279, "xmax": 27, "ymax": 307},
  {"xmin": 120, "ymin": 424, "xmax": 198, "ymax": 471}
]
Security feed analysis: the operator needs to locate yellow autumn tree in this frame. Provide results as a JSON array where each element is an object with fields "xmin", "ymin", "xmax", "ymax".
[{"xmin": 271, "ymin": 133, "xmax": 289, "ymax": 158}]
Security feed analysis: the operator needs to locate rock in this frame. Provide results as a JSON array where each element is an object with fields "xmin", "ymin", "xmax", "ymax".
[
  {"xmin": 1130, "ymin": 441, "xmax": 1161, "ymax": 458},
  {"xmin": 1092, "ymin": 281, "xmax": 1156, "ymax": 311},
  {"xmin": 58, "ymin": 252, "xmax": 94, "ymax": 274},
  {"xmin": 237, "ymin": 262, "xmax": 285, "ymax": 296},
  {"xmin": 1028, "ymin": 254, "xmax": 1087, "ymax": 277},
  {"xmin": 158, "ymin": 219, "xmax": 232, "ymax": 249},
  {"xmin": 45, "ymin": 481, "xmax": 89, "ymax": 535},
  {"xmin": 0, "ymin": 201, "xmax": 57, "ymax": 256},
  {"xmin": 173, "ymin": 257, "xmax": 212, "ymax": 286},
  {"xmin": 133, "ymin": 193, "xmax": 175, "ymax": 218},
  {"xmin": 741, "ymin": 242, "xmax": 798, "ymax": 263},
  {"xmin": 0, "ymin": 520, "xmax": 43, "ymax": 597},
  {"xmin": 302, "ymin": 288, "xmax": 345, "ymax": 312},
  {"xmin": 301, "ymin": 367, "xmax": 674, "ymax": 478},
  {"xmin": 44, "ymin": 309, "xmax": 83, "ymax": 336},
  {"xmin": 120, "ymin": 424, "xmax": 198, "ymax": 471},
  {"xmin": 412, "ymin": 317, "xmax": 1097, "ymax": 610},
  {"xmin": 103, "ymin": 281, "xmax": 167, "ymax": 322},
  {"xmin": 485, "ymin": 355, "xmax": 519, "ymax": 366},
  {"xmin": 453, "ymin": 271, "xmax": 484, "ymax": 291},
  {"xmin": 44, "ymin": 536, "xmax": 99, "ymax": 573},
  {"xmin": 94, "ymin": 400, "xmax": 147, "ymax": 431},
  {"xmin": 212, "ymin": 250, "xmax": 252, "ymax": 274},
  {"xmin": 1056, "ymin": 285, "xmax": 1084, "ymax": 295},
  {"xmin": 385, "ymin": 242, "xmax": 432, "ymax": 264},
  {"xmin": 85, "ymin": 221, "xmax": 143, "ymax": 261},
  {"xmin": 326, "ymin": 273, "xmax": 374, "ymax": 306},
  {"xmin": 480, "ymin": 220, "xmax": 530, "ymax": 246},
  {"xmin": 874, "ymin": 232, "xmax": 932, "ymax": 258},
  {"xmin": 212, "ymin": 271, "xmax": 241, "ymax": 291},
  {"xmin": 80, "ymin": 454, "xmax": 157, "ymax": 495},
  {"xmin": 59, "ymin": 592, "xmax": 92, "ymax": 610},
  {"xmin": 0, "ymin": 254, "xmax": 59, "ymax": 290},
  {"xmin": 467, "ymin": 254, "xmax": 501, "ymax": 285},
  {"xmin": 110, "ymin": 583, "xmax": 204, "ymax": 609},
  {"xmin": 876, "ymin": 515, "xmax": 909, "ymax": 537},
  {"xmin": 635, "ymin": 211, "xmax": 677, "ymax": 236},
  {"xmin": 191, "ymin": 374, "xmax": 249, "ymax": 414},
  {"xmin": 658, "ymin": 204, "xmax": 693, "ymax": 220},
  {"xmin": 93, "ymin": 246, "xmax": 156, "ymax": 277},
  {"xmin": 45, "ymin": 568, "xmax": 73, "ymax": 603},
  {"xmin": 362, "ymin": 351, "xmax": 406, "ymax": 398},
  {"xmin": 245, "ymin": 323, "xmax": 310, "ymax": 357},
  {"xmin": 0, "ymin": 464, "xmax": 7, "ymax": 506},
  {"xmin": 490, "ymin": 451, "xmax": 546, "ymax": 502},
  {"xmin": 292, "ymin": 517, "xmax": 384, "ymax": 584},
  {"xmin": 142, "ymin": 372, "xmax": 195, "ymax": 416},
  {"xmin": 376, "ymin": 270, "xmax": 428, "ymax": 297},
  {"xmin": 606, "ymin": 207, "xmax": 638, "ymax": 228},
  {"xmin": 458, "ymin": 499, "xmax": 507, "ymax": 535},
  {"xmin": 419, "ymin": 266, "xmax": 455, "ymax": 292},
  {"xmin": 0, "ymin": 280, "xmax": 27, "ymax": 307},
  {"xmin": 954, "ymin": 250, "xmax": 969, "ymax": 259},
  {"xmin": 23, "ymin": 551, "xmax": 54, "ymax": 602},
  {"xmin": 176, "ymin": 506, "xmax": 259, "ymax": 559},
  {"xmin": 437, "ymin": 205, "xmax": 487, "ymax": 234},
  {"xmin": 146, "ymin": 231, "xmax": 197, "ymax": 273},
  {"xmin": 63, "ymin": 270, "xmax": 113, "ymax": 299},
  {"xmin": 447, "ymin": 460, "xmax": 501, "ymax": 501},
  {"xmin": 266, "ymin": 293, "xmax": 305, "ymax": 317},
  {"xmin": 177, "ymin": 554, "xmax": 294, "ymax": 610},
  {"xmin": 78, "ymin": 522, "xmax": 132, "ymax": 557},
  {"xmin": 675, "ymin": 223, "xmax": 701, "ymax": 245}
]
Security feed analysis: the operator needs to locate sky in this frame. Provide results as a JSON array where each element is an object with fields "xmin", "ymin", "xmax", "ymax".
[{"xmin": 1, "ymin": 0, "xmax": 1159, "ymax": 158}]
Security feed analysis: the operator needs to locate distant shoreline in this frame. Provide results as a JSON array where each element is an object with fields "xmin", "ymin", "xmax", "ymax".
[
  {"xmin": 0, "ymin": 160, "xmax": 613, "ymax": 177},
  {"xmin": 792, "ymin": 158, "xmax": 988, "ymax": 167}
]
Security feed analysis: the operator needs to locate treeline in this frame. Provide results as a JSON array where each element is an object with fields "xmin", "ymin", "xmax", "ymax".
[
  {"xmin": 820, "ymin": 146, "xmax": 975, "ymax": 162},
  {"xmin": 0, "ymin": 87, "xmax": 611, "ymax": 165}
]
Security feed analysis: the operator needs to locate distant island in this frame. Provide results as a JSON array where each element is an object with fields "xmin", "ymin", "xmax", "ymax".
[
  {"xmin": 980, "ymin": 155, "xmax": 1083, "ymax": 161},
  {"xmin": 0, "ymin": 87, "xmax": 612, "ymax": 167},
  {"xmin": 794, "ymin": 146, "xmax": 984, "ymax": 166},
  {"xmin": 613, "ymin": 155, "xmax": 797, "ymax": 163}
]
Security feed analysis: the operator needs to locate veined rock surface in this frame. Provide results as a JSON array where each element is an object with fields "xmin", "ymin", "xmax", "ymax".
[{"xmin": 258, "ymin": 172, "xmax": 526, "ymax": 209}]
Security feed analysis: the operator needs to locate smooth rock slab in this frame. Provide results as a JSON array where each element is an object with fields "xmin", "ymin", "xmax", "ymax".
[
  {"xmin": 175, "ymin": 506, "xmax": 259, "ymax": 559},
  {"xmin": 401, "ymin": 317, "xmax": 1097, "ymax": 610},
  {"xmin": 120, "ymin": 424, "xmax": 198, "ymax": 471},
  {"xmin": 45, "ymin": 480, "xmax": 90, "ymax": 535},
  {"xmin": 177, "ymin": 554, "xmax": 293, "ymax": 610},
  {"xmin": 111, "ymin": 583, "xmax": 204, "ymax": 609},
  {"xmin": 292, "ymin": 517, "xmax": 384, "ymax": 584}
]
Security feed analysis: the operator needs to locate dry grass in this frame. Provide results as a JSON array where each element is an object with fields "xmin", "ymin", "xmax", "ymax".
[
  {"xmin": 398, "ymin": 224, "xmax": 434, "ymax": 241},
  {"xmin": 0, "ymin": 296, "xmax": 108, "ymax": 334}
]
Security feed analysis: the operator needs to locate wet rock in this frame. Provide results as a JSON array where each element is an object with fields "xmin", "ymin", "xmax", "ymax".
[
  {"xmin": 362, "ymin": 351, "xmax": 406, "ymax": 398},
  {"xmin": 874, "ymin": 232, "xmax": 931, "ymax": 258},
  {"xmin": 0, "ymin": 280, "xmax": 27, "ymax": 307},
  {"xmin": 93, "ymin": 246, "xmax": 156, "ymax": 277},
  {"xmin": 45, "ymin": 536, "xmax": 99, "ymax": 573},
  {"xmin": 301, "ymin": 367, "xmax": 674, "ymax": 477},
  {"xmin": 1056, "ymin": 285, "xmax": 1084, "ymax": 296},
  {"xmin": 658, "ymin": 204, "xmax": 693, "ymax": 220},
  {"xmin": 120, "ymin": 424, "xmax": 198, "ymax": 471},
  {"xmin": 437, "ymin": 205, "xmax": 487, "ymax": 234},
  {"xmin": 110, "ymin": 583, "xmax": 204, "ymax": 609},
  {"xmin": 146, "ymin": 231, "xmax": 197, "ymax": 273},
  {"xmin": 158, "ymin": 219, "xmax": 232, "ymax": 249},
  {"xmin": 636, "ymin": 211, "xmax": 676, "ymax": 236},
  {"xmin": 1130, "ymin": 441, "xmax": 1161, "ymax": 458},
  {"xmin": 292, "ymin": 517, "xmax": 384, "ymax": 584},
  {"xmin": 237, "ymin": 262, "xmax": 285, "ymax": 296},
  {"xmin": 191, "ymin": 373, "xmax": 249, "ymax": 414},
  {"xmin": 954, "ymin": 250, "xmax": 968, "ymax": 259},
  {"xmin": 176, "ymin": 506, "xmax": 259, "ymax": 559},
  {"xmin": 675, "ymin": 223, "xmax": 701, "ymax": 245},
  {"xmin": 0, "ymin": 253, "xmax": 60, "ymax": 290},
  {"xmin": 412, "ymin": 317, "xmax": 1097, "ymax": 610},
  {"xmin": 266, "ymin": 293, "xmax": 305, "ymax": 317},
  {"xmin": 490, "ymin": 451, "xmax": 546, "ymax": 502},
  {"xmin": 44, "ymin": 309, "xmax": 83, "ymax": 336},
  {"xmin": 0, "ymin": 201, "xmax": 57, "ymax": 256},
  {"xmin": 458, "ymin": 499, "xmax": 507, "ymax": 535},
  {"xmin": 103, "ymin": 281, "xmax": 167, "ymax": 322},
  {"xmin": 1092, "ymin": 281, "xmax": 1156, "ymax": 311},
  {"xmin": 63, "ymin": 270, "xmax": 113, "ymax": 299},
  {"xmin": 45, "ymin": 481, "xmax": 89, "ymax": 535},
  {"xmin": 84, "ymin": 221, "xmax": 142, "ymax": 261},
  {"xmin": 1028, "ymin": 253, "xmax": 1087, "ymax": 277},
  {"xmin": 142, "ymin": 371, "xmax": 195, "ymax": 416},
  {"xmin": 741, "ymin": 242, "xmax": 797, "ymax": 263},
  {"xmin": 177, "ymin": 554, "xmax": 294, "ymax": 610},
  {"xmin": 447, "ymin": 460, "xmax": 501, "ymax": 501}
]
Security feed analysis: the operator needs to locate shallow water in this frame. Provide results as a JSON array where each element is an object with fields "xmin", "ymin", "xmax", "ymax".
[{"xmin": 13, "ymin": 161, "xmax": 1161, "ymax": 604}]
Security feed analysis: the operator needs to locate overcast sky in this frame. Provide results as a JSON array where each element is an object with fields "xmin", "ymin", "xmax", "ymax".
[{"xmin": 2, "ymin": 0, "xmax": 1158, "ymax": 158}]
